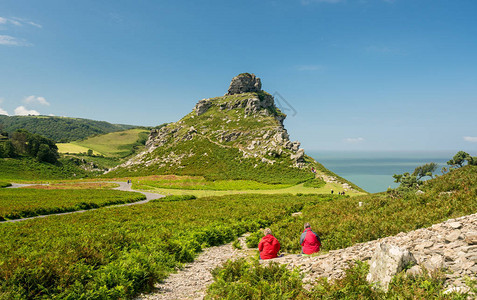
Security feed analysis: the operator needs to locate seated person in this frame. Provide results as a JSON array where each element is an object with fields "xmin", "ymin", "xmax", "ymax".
[
  {"xmin": 300, "ymin": 222, "xmax": 321, "ymax": 255},
  {"xmin": 258, "ymin": 228, "xmax": 281, "ymax": 260}
]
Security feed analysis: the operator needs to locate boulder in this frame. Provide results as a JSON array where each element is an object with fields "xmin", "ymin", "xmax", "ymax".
[
  {"xmin": 194, "ymin": 99, "xmax": 212, "ymax": 116},
  {"xmin": 291, "ymin": 149, "xmax": 305, "ymax": 163},
  {"xmin": 227, "ymin": 73, "xmax": 261, "ymax": 95},
  {"xmin": 366, "ymin": 243, "xmax": 417, "ymax": 291}
]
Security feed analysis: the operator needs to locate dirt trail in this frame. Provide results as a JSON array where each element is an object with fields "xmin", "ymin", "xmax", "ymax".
[
  {"xmin": 1, "ymin": 181, "xmax": 164, "ymax": 223},
  {"xmin": 137, "ymin": 235, "xmax": 252, "ymax": 300}
]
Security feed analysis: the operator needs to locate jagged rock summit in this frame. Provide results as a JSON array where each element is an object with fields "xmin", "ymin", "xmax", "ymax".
[
  {"xmin": 227, "ymin": 73, "xmax": 262, "ymax": 95},
  {"xmin": 107, "ymin": 74, "xmax": 314, "ymax": 184}
]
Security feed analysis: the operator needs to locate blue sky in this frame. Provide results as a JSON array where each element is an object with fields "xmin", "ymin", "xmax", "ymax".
[{"xmin": 0, "ymin": 0, "xmax": 476, "ymax": 152}]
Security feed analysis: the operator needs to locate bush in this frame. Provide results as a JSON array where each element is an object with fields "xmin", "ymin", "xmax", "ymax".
[{"xmin": 206, "ymin": 259, "xmax": 306, "ymax": 299}]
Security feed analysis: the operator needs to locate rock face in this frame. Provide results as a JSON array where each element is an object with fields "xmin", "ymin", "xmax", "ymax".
[
  {"xmin": 227, "ymin": 73, "xmax": 261, "ymax": 95},
  {"xmin": 366, "ymin": 243, "xmax": 416, "ymax": 291}
]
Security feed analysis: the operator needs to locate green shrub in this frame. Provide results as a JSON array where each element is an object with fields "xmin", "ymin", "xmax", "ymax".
[
  {"xmin": 0, "ymin": 189, "xmax": 146, "ymax": 221},
  {"xmin": 206, "ymin": 258, "xmax": 306, "ymax": 299}
]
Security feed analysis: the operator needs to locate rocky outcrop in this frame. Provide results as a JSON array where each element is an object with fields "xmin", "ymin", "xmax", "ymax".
[
  {"xmin": 366, "ymin": 243, "xmax": 417, "ymax": 291},
  {"xmin": 227, "ymin": 73, "xmax": 261, "ymax": 95},
  {"xmin": 194, "ymin": 99, "xmax": 212, "ymax": 116},
  {"xmin": 267, "ymin": 213, "xmax": 477, "ymax": 295}
]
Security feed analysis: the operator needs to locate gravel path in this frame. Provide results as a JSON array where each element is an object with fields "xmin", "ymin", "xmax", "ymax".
[
  {"xmin": 137, "ymin": 235, "xmax": 252, "ymax": 300},
  {"xmin": 1, "ymin": 181, "xmax": 164, "ymax": 223}
]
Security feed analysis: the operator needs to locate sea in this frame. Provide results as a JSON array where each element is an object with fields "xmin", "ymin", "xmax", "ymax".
[{"xmin": 308, "ymin": 151, "xmax": 455, "ymax": 193}]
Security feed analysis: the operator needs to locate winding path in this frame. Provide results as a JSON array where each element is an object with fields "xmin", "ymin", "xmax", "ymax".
[{"xmin": 1, "ymin": 181, "xmax": 164, "ymax": 223}]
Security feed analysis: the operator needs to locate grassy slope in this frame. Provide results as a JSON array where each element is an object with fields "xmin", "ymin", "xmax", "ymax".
[
  {"xmin": 250, "ymin": 165, "xmax": 477, "ymax": 253},
  {"xmin": 0, "ymin": 157, "xmax": 97, "ymax": 181},
  {"xmin": 58, "ymin": 128, "xmax": 149, "ymax": 157},
  {"xmin": 0, "ymin": 115, "xmax": 136, "ymax": 142},
  {"xmin": 57, "ymin": 143, "xmax": 102, "ymax": 155},
  {"xmin": 107, "ymin": 135, "xmax": 315, "ymax": 185}
]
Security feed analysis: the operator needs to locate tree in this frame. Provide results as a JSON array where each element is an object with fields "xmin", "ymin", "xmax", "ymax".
[
  {"xmin": 2, "ymin": 141, "xmax": 16, "ymax": 158},
  {"xmin": 412, "ymin": 162, "xmax": 438, "ymax": 180},
  {"xmin": 466, "ymin": 156, "xmax": 477, "ymax": 166},
  {"xmin": 447, "ymin": 151, "xmax": 471, "ymax": 168},
  {"xmin": 8, "ymin": 129, "xmax": 59, "ymax": 163},
  {"xmin": 393, "ymin": 172, "xmax": 421, "ymax": 189},
  {"xmin": 36, "ymin": 143, "xmax": 59, "ymax": 163},
  {"xmin": 87, "ymin": 149, "xmax": 93, "ymax": 156}
]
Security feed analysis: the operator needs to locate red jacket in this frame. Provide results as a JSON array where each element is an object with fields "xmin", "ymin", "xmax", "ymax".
[
  {"xmin": 258, "ymin": 234, "xmax": 280, "ymax": 259},
  {"xmin": 300, "ymin": 228, "xmax": 321, "ymax": 255}
]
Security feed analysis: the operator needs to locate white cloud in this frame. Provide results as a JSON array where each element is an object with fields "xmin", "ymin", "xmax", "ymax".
[
  {"xmin": 464, "ymin": 136, "xmax": 477, "ymax": 143},
  {"xmin": 0, "ymin": 107, "xmax": 8, "ymax": 115},
  {"xmin": 14, "ymin": 106, "xmax": 40, "ymax": 116},
  {"xmin": 344, "ymin": 137, "xmax": 365, "ymax": 143},
  {"xmin": 0, "ymin": 17, "xmax": 41, "ymax": 28},
  {"xmin": 0, "ymin": 35, "xmax": 31, "ymax": 46},
  {"xmin": 24, "ymin": 95, "xmax": 50, "ymax": 106}
]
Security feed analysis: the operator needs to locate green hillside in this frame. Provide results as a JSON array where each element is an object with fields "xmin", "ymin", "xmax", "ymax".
[
  {"xmin": 0, "ymin": 115, "xmax": 137, "ymax": 142},
  {"xmin": 107, "ymin": 74, "xmax": 345, "ymax": 188},
  {"xmin": 58, "ymin": 128, "xmax": 149, "ymax": 157},
  {"xmin": 0, "ymin": 157, "xmax": 98, "ymax": 181}
]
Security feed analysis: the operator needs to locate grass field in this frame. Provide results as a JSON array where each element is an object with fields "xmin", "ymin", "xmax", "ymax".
[
  {"xmin": 131, "ymin": 175, "xmax": 292, "ymax": 190},
  {"xmin": 58, "ymin": 128, "xmax": 149, "ymax": 157},
  {"xmin": 0, "ymin": 189, "xmax": 145, "ymax": 220},
  {"xmin": 57, "ymin": 143, "xmax": 101, "ymax": 155},
  {"xmin": 132, "ymin": 177, "xmax": 363, "ymax": 197}
]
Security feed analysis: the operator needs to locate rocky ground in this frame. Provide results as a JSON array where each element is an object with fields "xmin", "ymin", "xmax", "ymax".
[
  {"xmin": 136, "ymin": 236, "xmax": 252, "ymax": 300},
  {"xmin": 139, "ymin": 214, "xmax": 477, "ymax": 299},
  {"xmin": 267, "ymin": 213, "xmax": 477, "ymax": 294}
]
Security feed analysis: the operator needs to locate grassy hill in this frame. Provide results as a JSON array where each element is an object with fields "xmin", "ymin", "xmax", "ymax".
[
  {"xmin": 0, "ymin": 115, "xmax": 137, "ymax": 142},
  {"xmin": 0, "ymin": 157, "xmax": 98, "ymax": 181},
  {"xmin": 107, "ymin": 74, "xmax": 347, "ymax": 188},
  {"xmin": 58, "ymin": 128, "xmax": 149, "ymax": 157}
]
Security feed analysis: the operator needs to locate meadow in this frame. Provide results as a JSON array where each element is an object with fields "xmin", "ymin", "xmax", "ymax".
[
  {"xmin": 128, "ymin": 175, "xmax": 362, "ymax": 197},
  {"xmin": 0, "ymin": 189, "xmax": 145, "ymax": 221},
  {"xmin": 58, "ymin": 128, "xmax": 149, "ymax": 157}
]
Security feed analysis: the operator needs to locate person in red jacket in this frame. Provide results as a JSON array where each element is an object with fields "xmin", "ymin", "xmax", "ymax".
[
  {"xmin": 300, "ymin": 222, "xmax": 321, "ymax": 255},
  {"xmin": 258, "ymin": 228, "xmax": 281, "ymax": 260}
]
